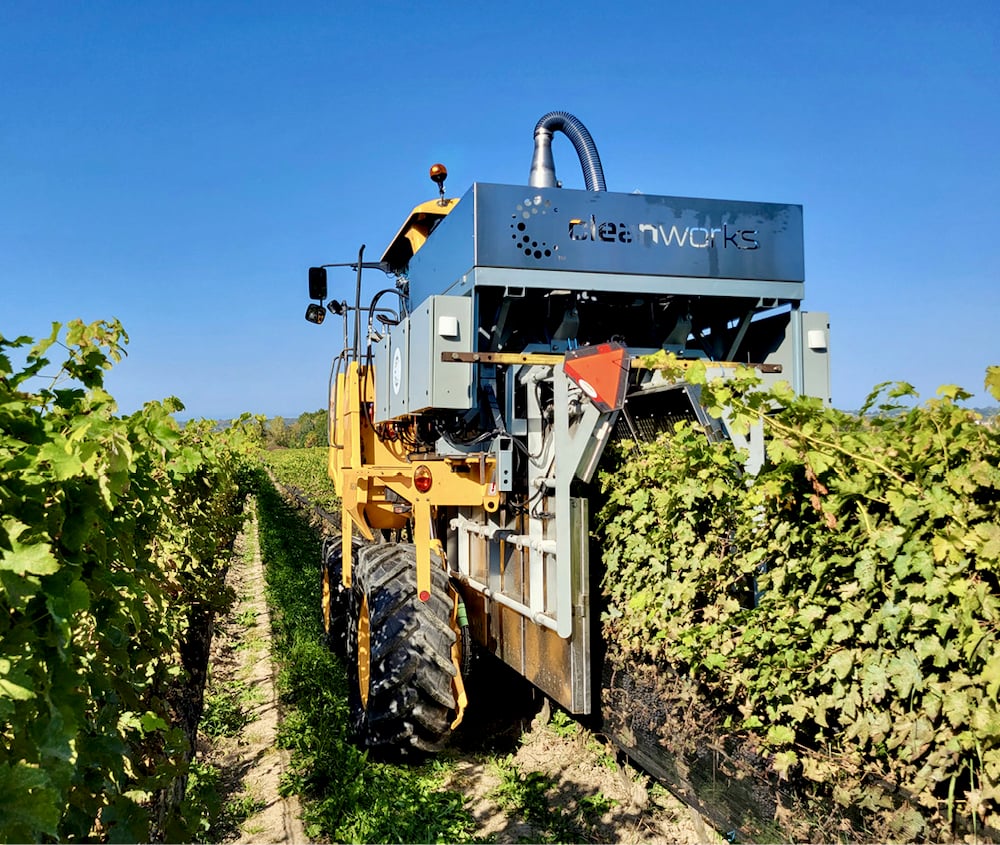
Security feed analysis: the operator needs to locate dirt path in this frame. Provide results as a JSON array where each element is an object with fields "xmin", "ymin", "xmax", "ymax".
[
  {"xmin": 201, "ymin": 503, "xmax": 720, "ymax": 844},
  {"xmin": 198, "ymin": 506, "xmax": 307, "ymax": 844}
]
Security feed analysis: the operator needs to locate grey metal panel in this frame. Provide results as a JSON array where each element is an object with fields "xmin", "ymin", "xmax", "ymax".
[
  {"xmin": 372, "ymin": 332, "xmax": 391, "ymax": 423},
  {"xmin": 476, "ymin": 496, "xmax": 591, "ymax": 714},
  {"xmin": 405, "ymin": 195, "xmax": 476, "ymax": 308},
  {"xmin": 753, "ymin": 309, "xmax": 831, "ymax": 405},
  {"xmin": 462, "ymin": 266, "xmax": 805, "ymax": 301},
  {"xmin": 387, "ymin": 320, "xmax": 409, "ymax": 420},
  {"xmin": 407, "ymin": 295, "xmax": 474, "ymax": 413},
  {"xmin": 801, "ymin": 311, "xmax": 831, "ymax": 405},
  {"xmin": 476, "ymin": 183, "xmax": 804, "ymax": 283},
  {"xmin": 372, "ymin": 328, "xmax": 409, "ymax": 424},
  {"xmin": 403, "ymin": 182, "xmax": 805, "ymax": 309},
  {"xmin": 568, "ymin": 495, "xmax": 591, "ymax": 712}
]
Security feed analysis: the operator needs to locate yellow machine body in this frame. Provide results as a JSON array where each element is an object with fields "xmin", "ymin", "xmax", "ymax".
[{"xmin": 328, "ymin": 196, "xmax": 502, "ymax": 607}]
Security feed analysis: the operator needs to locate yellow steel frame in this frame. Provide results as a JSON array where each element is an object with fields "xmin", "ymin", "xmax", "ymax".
[
  {"xmin": 380, "ymin": 197, "xmax": 460, "ymax": 268},
  {"xmin": 330, "ymin": 361, "xmax": 499, "ymax": 601},
  {"xmin": 441, "ymin": 350, "xmax": 782, "ymax": 373}
]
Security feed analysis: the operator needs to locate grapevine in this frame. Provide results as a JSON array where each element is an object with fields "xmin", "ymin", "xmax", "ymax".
[
  {"xmin": 599, "ymin": 356, "xmax": 1000, "ymax": 841},
  {"xmin": 261, "ymin": 447, "xmax": 338, "ymax": 513},
  {"xmin": 0, "ymin": 320, "xmax": 258, "ymax": 841}
]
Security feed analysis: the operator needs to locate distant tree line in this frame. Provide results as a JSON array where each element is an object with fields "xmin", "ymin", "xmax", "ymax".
[
  {"xmin": 973, "ymin": 406, "xmax": 999, "ymax": 421},
  {"xmin": 264, "ymin": 409, "xmax": 327, "ymax": 449},
  {"xmin": 253, "ymin": 404, "xmax": 999, "ymax": 448}
]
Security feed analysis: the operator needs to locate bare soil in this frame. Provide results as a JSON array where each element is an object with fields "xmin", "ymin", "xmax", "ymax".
[
  {"xmin": 199, "ymin": 509, "xmax": 720, "ymax": 844},
  {"xmin": 197, "ymin": 508, "xmax": 306, "ymax": 844},
  {"xmin": 446, "ymin": 695, "xmax": 720, "ymax": 844}
]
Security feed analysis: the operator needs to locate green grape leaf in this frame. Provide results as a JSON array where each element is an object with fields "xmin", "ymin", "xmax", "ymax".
[
  {"xmin": 982, "ymin": 652, "xmax": 1000, "ymax": 701},
  {"xmin": 0, "ymin": 763, "xmax": 60, "ymax": 840},
  {"xmin": 37, "ymin": 440, "xmax": 84, "ymax": 480},
  {"xmin": 936, "ymin": 384, "xmax": 972, "ymax": 401},
  {"xmin": 0, "ymin": 658, "xmax": 34, "ymax": 701},
  {"xmin": 685, "ymin": 359, "xmax": 707, "ymax": 385},
  {"xmin": 987, "ymin": 365, "xmax": 1000, "ymax": 401},
  {"xmin": 828, "ymin": 649, "xmax": 856, "ymax": 680},
  {"xmin": 887, "ymin": 651, "xmax": 923, "ymax": 698},
  {"xmin": 766, "ymin": 724, "xmax": 796, "ymax": 746},
  {"xmin": 0, "ymin": 519, "xmax": 59, "ymax": 576},
  {"xmin": 771, "ymin": 749, "xmax": 798, "ymax": 779},
  {"xmin": 770, "ymin": 379, "xmax": 795, "ymax": 405}
]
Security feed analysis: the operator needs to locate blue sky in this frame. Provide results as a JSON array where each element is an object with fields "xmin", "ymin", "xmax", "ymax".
[{"xmin": 2, "ymin": 1, "xmax": 997, "ymax": 418}]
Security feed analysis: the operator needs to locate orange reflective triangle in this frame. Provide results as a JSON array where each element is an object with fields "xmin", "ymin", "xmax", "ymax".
[{"xmin": 563, "ymin": 342, "xmax": 629, "ymax": 413}]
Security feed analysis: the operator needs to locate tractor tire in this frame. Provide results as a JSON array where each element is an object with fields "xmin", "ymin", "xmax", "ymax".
[
  {"xmin": 320, "ymin": 533, "xmax": 364, "ymax": 658},
  {"xmin": 346, "ymin": 542, "xmax": 458, "ymax": 755}
]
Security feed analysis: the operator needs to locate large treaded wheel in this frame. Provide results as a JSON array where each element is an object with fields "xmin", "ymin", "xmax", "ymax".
[
  {"xmin": 346, "ymin": 543, "xmax": 457, "ymax": 755},
  {"xmin": 320, "ymin": 533, "xmax": 364, "ymax": 658}
]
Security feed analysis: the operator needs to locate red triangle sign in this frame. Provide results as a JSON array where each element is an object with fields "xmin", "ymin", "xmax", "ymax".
[{"xmin": 563, "ymin": 342, "xmax": 629, "ymax": 413}]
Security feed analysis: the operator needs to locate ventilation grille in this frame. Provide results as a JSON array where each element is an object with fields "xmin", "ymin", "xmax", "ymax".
[{"xmin": 613, "ymin": 385, "xmax": 700, "ymax": 444}]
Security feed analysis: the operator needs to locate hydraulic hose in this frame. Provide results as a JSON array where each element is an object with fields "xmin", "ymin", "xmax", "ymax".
[{"xmin": 529, "ymin": 111, "xmax": 607, "ymax": 192}]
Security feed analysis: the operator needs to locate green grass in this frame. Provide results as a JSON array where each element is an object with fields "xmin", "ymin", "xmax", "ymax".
[
  {"xmin": 233, "ymin": 632, "xmax": 265, "ymax": 653},
  {"xmin": 587, "ymin": 736, "xmax": 619, "ymax": 770},
  {"xmin": 547, "ymin": 708, "xmax": 578, "ymax": 738},
  {"xmin": 180, "ymin": 762, "xmax": 262, "ymax": 843},
  {"xmin": 201, "ymin": 684, "xmax": 258, "ymax": 737},
  {"xmin": 179, "ymin": 761, "xmax": 224, "ymax": 843},
  {"xmin": 252, "ymin": 469, "xmax": 478, "ymax": 843},
  {"xmin": 221, "ymin": 792, "xmax": 266, "ymax": 831},
  {"xmin": 489, "ymin": 745, "xmax": 620, "ymax": 843},
  {"xmin": 489, "ymin": 756, "xmax": 585, "ymax": 844},
  {"xmin": 235, "ymin": 608, "xmax": 258, "ymax": 627},
  {"xmin": 180, "ymin": 761, "xmax": 268, "ymax": 843}
]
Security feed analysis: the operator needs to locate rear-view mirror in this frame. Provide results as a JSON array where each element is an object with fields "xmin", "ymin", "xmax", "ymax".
[
  {"xmin": 304, "ymin": 303, "xmax": 326, "ymax": 324},
  {"xmin": 308, "ymin": 266, "xmax": 328, "ymax": 300}
]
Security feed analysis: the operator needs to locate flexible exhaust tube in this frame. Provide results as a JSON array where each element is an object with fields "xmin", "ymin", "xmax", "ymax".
[{"xmin": 529, "ymin": 111, "xmax": 607, "ymax": 191}]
